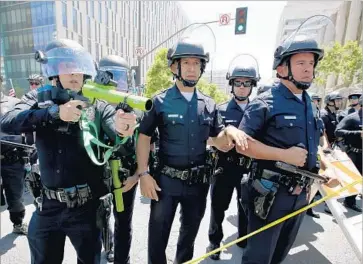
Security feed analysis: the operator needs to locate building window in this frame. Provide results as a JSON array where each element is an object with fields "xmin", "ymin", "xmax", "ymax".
[
  {"xmin": 78, "ymin": 35, "xmax": 83, "ymax": 46},
  {"xmin": 90, "ymin": 1, "xmax": 94, "ymax": 18},
  {"xmin": 62, "ymin": 2, "xmax": 67, "ymax": 27},
  {"xmin": 87, "ymin": 17, "xmax": 91, "ymax": 38},
  {"xmin": 99, "ymin": 2, "xmax": 102, "ymax": 23},
  {"xmin": 106, "ymin": 29, "xmax": 109, "ymax": 46},
  {"xmin": 73, "ymin": 8, "xmax": 78, "ymax": 33},
  {"xmin": 105, "ymin": 7, "xmax": 108, "ymax": 27},
  {"xmin": 96, "ymin": 43, "xmax": 100, "ymax": 61},
  {"xmin": 88, "ymin": 39, "xmax": 92, "ymax": 53},
  {"xmin": 79, "ymin": 13, "xmax": 83, "ymax": 35}
]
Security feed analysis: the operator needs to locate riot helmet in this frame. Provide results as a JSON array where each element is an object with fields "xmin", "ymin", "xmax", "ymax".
[
  {"xmin": 325, "ymin": 91, "xmax": 343, "ymax": 110},
  {"xmin": 348, "ymin": 88, "xmax": 362, "ymax": 107},
  {"xmin": 99, "ymin": 55, "xmax": 130, "ymax": 92},
  {"xmin": 27, "ymin": 74, "xmax": 44, "ymax": 84},
  {"xmin": 226, "ymin": 54, "xmax": 260, "ymax": 101},
  {"xmin": 35, "ymin": 39, "xmax": 96, "ymax": 82},
  {"xmin": 273, "ymin": 15, "xmax": 334, "ymax": 90},
  {"xmin": 167, "ymin": 24, "xmax": 215, "ymax": 87}
]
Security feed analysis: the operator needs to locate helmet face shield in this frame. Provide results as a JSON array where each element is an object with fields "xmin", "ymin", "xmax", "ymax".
[
  {"xmin": 168, "ymin": 24, "xmax": 216, "ymax": 87},
  {"xmin": 274, "ymin": 15, "xmax": 335, "ymax": 70},
  {"xmin": 227, "ymin": 54, "xmax": 260, "ymax": 84},
  {"xmin": 99, "ymin": 66, "xmax": 129, "ymax": 92},
  {"xmin": 168, "ymin": 23, "xmax": 216, "ymax": 64},
  {"xmin": 41, "ymin": 47, "xmax": 96, "ymax": 78}
]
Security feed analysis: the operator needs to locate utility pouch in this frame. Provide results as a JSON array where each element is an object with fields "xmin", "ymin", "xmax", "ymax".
[{"xmin": 252, "ymin": 179, "xmax": 279, "ymax": 220}]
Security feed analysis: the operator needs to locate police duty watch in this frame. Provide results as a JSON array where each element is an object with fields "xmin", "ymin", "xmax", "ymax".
[{"xmin": 48, "ymin": 104, "xmax": 60, "ymax": 120}]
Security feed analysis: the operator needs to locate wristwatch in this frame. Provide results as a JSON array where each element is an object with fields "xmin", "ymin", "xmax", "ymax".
[{"xmin": 48, "ymin": 104, "xmax": 60, "ymax": 120}]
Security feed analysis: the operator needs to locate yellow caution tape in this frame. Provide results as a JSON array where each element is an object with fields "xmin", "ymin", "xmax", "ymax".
[{"xmin": 184, "ymin": 179, "xmax": 363, "ymax": 264}]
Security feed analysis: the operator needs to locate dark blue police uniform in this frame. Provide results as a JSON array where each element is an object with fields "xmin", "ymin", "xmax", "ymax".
[
  {"xmin": 0, "ymin": 93, "xmax": 26, "ymax": 227},
  {"xmin": 208, "ymin": 99, "xmax": 249, "ymax": 249},
  {"xmin": 335, "ymin": 109, "xmax": 362, "ymax": 210},
  {"xmin": 1, "ymin": 90, "xmax": 134, "ymax": 264},
  {"xmin": 139, "ymin": 85, "xmax": 224, "ymax": 264},
  {"xmin": 320, "ymin": 107, "xmax": 338, "ymax": 145},
  {"xmin": 238, "ymin": 84, "xmax": 322, "ymax": 264}
]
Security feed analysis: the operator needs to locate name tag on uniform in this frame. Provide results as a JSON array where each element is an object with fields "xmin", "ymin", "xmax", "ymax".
[
  {"xmin": 284, "ymin": 116, "xmax": 297, "ymax": 120},
  {"xmin": 225, "ymin": 120, "xmax": 237, "ymax": 123},
  {"xmin": 168, "ymin": 114, "xmax": 179, "ymax": 118}
]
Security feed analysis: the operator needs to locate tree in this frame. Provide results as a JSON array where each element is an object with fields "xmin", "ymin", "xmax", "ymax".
[
  {"xmin": 315, "ymin": 40, "xmax": 363, "ymax": 87},
  {"xmin": 144, "ymin": 48, "xmax": 173, "ymax": 98},
  {"xmin": 144, "ymin": 48, "xmax": 229, "ymax": 104}
]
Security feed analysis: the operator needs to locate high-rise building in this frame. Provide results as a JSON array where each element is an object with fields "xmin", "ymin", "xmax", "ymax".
[{"xmin": 0, "ymin": 1, "xmax": 189, "ymax": 94}]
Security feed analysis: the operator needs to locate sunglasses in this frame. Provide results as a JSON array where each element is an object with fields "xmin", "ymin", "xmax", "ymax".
[
  {"xmin": 349, "ymin": 96, "xmax": 359, "ymax": 100},
  {"xmin": 30, "ymin": 82, "xmax": 40, "ymax": 86},
  {"xmin": 233, "ymin": 80, "xmax": 253, "ymax": 88}
]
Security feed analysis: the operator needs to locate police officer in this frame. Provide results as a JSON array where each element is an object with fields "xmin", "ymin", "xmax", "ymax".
[
  {"xmin": 311, "ymin": 93, "xmax": 322, "ymax": 109},
  {"xmin": 27, "ymin": 74, "xmax": 44, "ymax": 91},
  {"xmin": 98, "ymin": 54, "xmax": 158, "ymax": 264},
  {"xmin": 206, "ymin": 54, "xmax": 260, "ymax": 259},
  {"xmin": 226, "ymin": 18, "xmax": 339, "ymax": 264},
  {"xmin": 337, "ymin": 89, "xmax": 362, "ymax": 122},
  {"xmin": 1, "ymin": 39, "xmax": 137, "ymax": 264},
  {"xmin": 321, "ymin": 91, "xmax": 343, "ymax": 147},
  {"xmin": 0, "ymin": 75, "xmax": 28, "ymax": 235},
  {"xmin": 335, "ymin": 96, "xmax": 363, "ymax": 213},
  {"xmin": 134, "ymin": 30, "xmax": 232, "ymax": 264}
]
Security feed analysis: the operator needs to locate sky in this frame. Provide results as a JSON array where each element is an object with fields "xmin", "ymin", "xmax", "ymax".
[{"xmin": 178, "ymin": 1, "xmax": 287, "ymax": 82}]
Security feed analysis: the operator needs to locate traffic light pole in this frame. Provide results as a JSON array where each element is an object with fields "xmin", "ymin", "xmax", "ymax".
[{"xmin": 135, "ymin": 18, "xmax": 235, "ymax": 86}]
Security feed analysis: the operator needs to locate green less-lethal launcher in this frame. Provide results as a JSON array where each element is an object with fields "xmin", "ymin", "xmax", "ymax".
[
  {"xmin": 83, "ymin": 80, "xmax": 153, "ymax": 112},
  {"xmin": 110, "ymin": 159, "xmax": 124, "ymax": 212}
]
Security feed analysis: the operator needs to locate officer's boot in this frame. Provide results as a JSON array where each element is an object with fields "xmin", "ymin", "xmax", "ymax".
[
  {"xmin": 106, "ymin": 245, "xmax": 114, "ymax": 262},
  {"xmin": 206, "ymin": 243, "xmax": 221, "ymax": 260},
  {"xmin": 306, "ymin": 208, "xmax": 320, "ymax": 218},
  {"xmin": 10, "ymin": 210, "xmax": 28, "ymax": 235},
  {"xmin": 0, "ymin": 186, "xmax": 6, "ymax": 206}
]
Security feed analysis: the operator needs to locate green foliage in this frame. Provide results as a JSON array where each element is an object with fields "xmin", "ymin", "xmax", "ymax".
[
  {"xmin": 315, "ymin": 40, "xmax": 363, "ymax": 86},
  {"xmin": 144, "ymin": 48, "xmax": 173, "ymax": 98},
  {"xmin": 144, "ymin": 48, "xmax": 229, "ymax": 104}
]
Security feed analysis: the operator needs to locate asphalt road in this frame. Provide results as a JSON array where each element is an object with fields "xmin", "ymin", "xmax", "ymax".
[{"xmin": 0, "ymin": 188, "xmax": 361, "ymax": 264}]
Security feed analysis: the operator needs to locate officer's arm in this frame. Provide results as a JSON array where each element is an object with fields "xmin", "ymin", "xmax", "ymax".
[
  {"xmin": 234, "ymin": 99, "xmax": 300, "ymax": 162},
  {"xmin": 97, "ymin": 101, "xmax": 135, "ymax": 155},
  {"xmin": 335, "ymin": 115, "xmax": 361, "ymax": 138},
  {"xmin": 136, "ymin": 98, "xmax": 158, "ymax": 173},
  {"xmin": 1, "ymin": 90, "xmax": 60, "ymax": 134}
]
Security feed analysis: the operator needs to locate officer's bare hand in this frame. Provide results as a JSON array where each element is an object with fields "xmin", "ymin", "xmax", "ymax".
[
  {"xmin": 59, "ymin": 100, "xmax": 87, "ymax": 122},
  {"xmin": 122, "ymin": 174, "xmax": 139, "ymax": 193},
  {"xmin": 139, "ymin": 174, "xmax": 161, "ymax": 201},
  {"xmin": 115, "ymin": 109, "xmax": 137, "ymax": 137},
  {"xmin": 281, "ymin": 147, "xmax": 308, "ymax": 167},
  {"xmin": 321, "ymin": 168, "xmax": 342, "ymax": 188},
  {"xmin": 224, "ymin": 126, "xmax": 255, "ymax": 151}
]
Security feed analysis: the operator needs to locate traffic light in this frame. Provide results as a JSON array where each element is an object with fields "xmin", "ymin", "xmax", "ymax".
[{"xmin": 235, "ymin": 7, "xmax": 248, "ymax": 35}]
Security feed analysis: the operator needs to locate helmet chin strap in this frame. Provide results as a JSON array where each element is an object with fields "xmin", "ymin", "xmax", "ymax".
[
  {"xmin": 173, "ymin": 60, "xmax": 204, "ymax": 88},
  {"xmin": 231, "ymin": 85, "xmax": 251, "ymax": 101},
  {"xmin": 279, "ymin": 59, "xmax": 314, "ymax": 90}
]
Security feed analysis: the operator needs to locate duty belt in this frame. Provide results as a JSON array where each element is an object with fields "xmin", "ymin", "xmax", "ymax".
[
  {"xmin": 161, "ymin": 165, "xmax": 212, "ymax": 185},
  {"xmin": 43, "ymin": 184, "xmax": 92, "ymax": 208},
  {"xmin": 349, "ymin": 147, "xmax": 362, "ymax": 153},
  {"xmin": 220, "ymin": 155, "xmax": 252, "ymax": 169},
  {"xmin": 259, "ymin": 169, "xmax": 312, "ymax": 194}
]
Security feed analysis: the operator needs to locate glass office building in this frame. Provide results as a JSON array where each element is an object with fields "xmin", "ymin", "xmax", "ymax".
[{"xmin": 0, "ymin": 1, "xmax": 189, "ymax": 95}]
